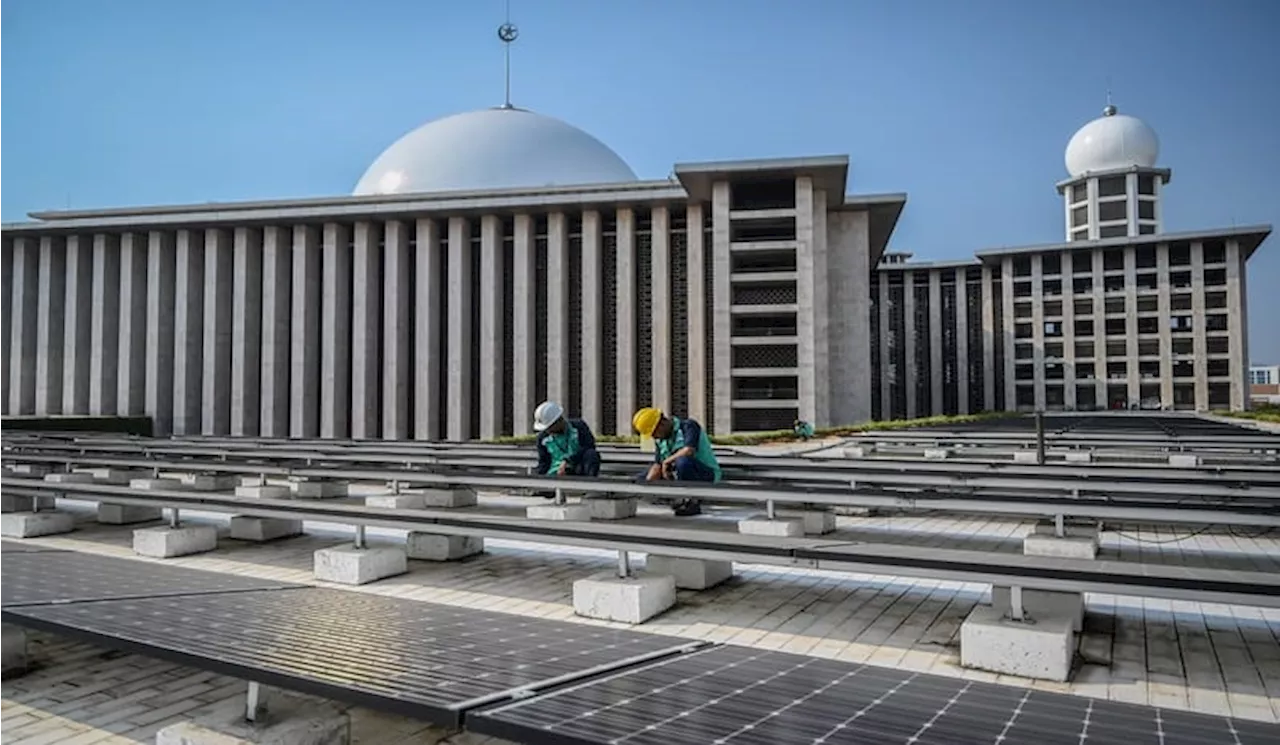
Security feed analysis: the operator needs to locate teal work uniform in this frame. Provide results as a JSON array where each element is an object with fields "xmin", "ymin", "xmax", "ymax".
[
  {"xmin": 541, "ymin": 425, "xmax": 580, "ymax": 473},
  {"xmin": 655, "ymin": 416, "xmax": 722, "ymax": 482}
]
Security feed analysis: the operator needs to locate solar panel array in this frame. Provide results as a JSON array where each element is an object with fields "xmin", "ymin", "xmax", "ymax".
[{"xmin": 471, "ymin": 645, "xmax": 1278, "ymax": 745}]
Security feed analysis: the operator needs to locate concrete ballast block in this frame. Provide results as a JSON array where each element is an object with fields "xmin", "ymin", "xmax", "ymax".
[
  {"xmin": 737, "ymin": 516, "xmax": 804, "ymax": 537},
  {"xmin": 365, "ymin": 494, "xmax": 427, "ymax": 510},
  {"xmin": 645, "ymin": 555, "xmax": 733, "ymax": 590},
  {"xmin": 406, "ymin": 532, "xmax": 483, "ymax": 561},
  {"xmin": 1064, "ymin": 451, "xmax": 1093, "ymax": 463},
  {"xmin": 313, "ymin": 545, "xmax": 407, "ymax": 585},
  {"xmin": 527, "ymin": 503, "xmax": 593, "ymax": 521},
  {"xmin": 9, "ymin": 464, "xmax": 50, "ymax": 477},
  {"xmin": 923, "ymin": 448, "xmax": 950, "ymax": 460},
  {"xmin": 43, "ymin": 472, "xmax": 96, "ymax": 484},
  {"xmin": 587, "ymin": 498, "xmax": 637, "ymax": 520},
  {"xmin": 1032, "ymin": 519, "xmax": 1100, "ymax": 542},
  {"xmin": 991, "ymin": 586, "xmax": 1085, "ymax": 632},
  {"xmin": 2, "ymin": 624, "xmax": 29, "ymax": 678},
  {"xmin": 133, "ymin": 525, "xmax": 218, "ymax": 558},
  {"xmin": 842, "ymin": 446, "xmax": 871, "ymax": 458},
  {"xmin": 129, "ymin": 478, "xmax": 188, "ymax": 491},
  {"xmin": 155, "ymin": 690, "xmax": 349, "ymax": 745},
  {"xmin": 1013, "ymin": 451, "xmax": 1040, "ymax": 464},
  {"xmin": 230, "ymin": 516, "xmax": 303, "ymax": 542},
  {"xmin": 163, "ymin": 473, "xmax": 237, "ymax": 491},
  {"xmin": 98, "ymin": 503, "xmax": 163, "ymax": 525},
  {"xmin": 779, "ymin": 510, "xmax": 837, "ymax": 535},
  {"xmin": 573, "ymin": 572, "xmax": 676, "ymax": 624},
  {"xmin": 1168, "ymin": 453, "xmax": 1201, "ymax": 468},
  {"xmin": 417, "ymin": 488, "xmax": 477, "ymax": 508},
  {"xmin": 2, "ymin": 494, "xmax": 36, "ymax": 513},
  {"xmin": 235, "ymin": 484, "xmax": 294, "ymax": 499},
  {"xmin": 72, "ymin": 468, "xmax": 143, "ymax": 485},
  {"xmin": 960, "ymin": 604, "xmax": 1074, "ymax": 682},
  {"xmin": 1024, "ymin": 534, "xmax": 1098, "ymax": 560},
  {"xmin": 1, "ymin": 512, "xmax": 75, "ymax": 538}
]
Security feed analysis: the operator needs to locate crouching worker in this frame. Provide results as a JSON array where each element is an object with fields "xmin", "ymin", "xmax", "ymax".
[
  {"xmin": 631, "ymin": 407, "xmax": 721, "ymax": 516},
  {"xmin": 533, "ymin": 401, "xmax": 601, "ymax": 484}
]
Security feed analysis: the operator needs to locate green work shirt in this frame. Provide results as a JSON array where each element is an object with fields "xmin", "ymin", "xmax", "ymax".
[
  {"xmin": 656, "ymin": 416, "xmax": 722, "ymax": 482},
  {"xmin": 541, "ymin": 425, "xmax": 580, "ymax": 473}
]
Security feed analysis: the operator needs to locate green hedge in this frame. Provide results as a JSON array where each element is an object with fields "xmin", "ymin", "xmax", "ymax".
[
  {"xmin": 483, "ymin": 411, "xmax": 1020, "ymax": 447},
  {"xmin": 1214, "ymin": 409, "xmax": 1280, "ymax": 424}
]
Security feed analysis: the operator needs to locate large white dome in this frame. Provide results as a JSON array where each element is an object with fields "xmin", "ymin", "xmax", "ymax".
[
  {"xmin": 353, "ymin": 107, "xmax": 638, "ymax": 196},
  {"xmin": 1064, "ymin": 106, "xmax": 1160, "ymax": 178}
]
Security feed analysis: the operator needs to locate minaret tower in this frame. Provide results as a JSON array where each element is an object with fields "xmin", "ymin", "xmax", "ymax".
[{"xmin": 1057, "ymin": 97, "xmax": 1170, "ymax": 241}]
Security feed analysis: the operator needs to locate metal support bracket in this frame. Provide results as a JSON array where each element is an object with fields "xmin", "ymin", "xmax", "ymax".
[
  {"xmin": 617, "ymin": 550, "xmax": 631, "ymax": 579},
  {"xmin": 354, "ymin": 524, "xmax": 366, "ymax": 550},
  {"xmin": 1055, "ymin": 513, "xmax": 1065, "ymax": 538},
  {"xmin": 168, "ymin": 508, "xmax": 180, "ymax": 528},
  {"xmin": 245, "ymin": 681, "xmax": 267, "ymax": 723}
]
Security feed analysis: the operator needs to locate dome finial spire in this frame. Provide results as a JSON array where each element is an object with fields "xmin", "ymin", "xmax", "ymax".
[
  {"xmin": 1103, "ymin": 79, "xmax": 1116, "ymax": 116},
  {"xmin": 497, "ymin": 0, "xmax": 519, "ymax": 109}
]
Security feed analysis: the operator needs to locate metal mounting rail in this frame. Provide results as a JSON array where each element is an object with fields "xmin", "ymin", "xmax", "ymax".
[{"xmin": 4, "ymin": 477, "xmax": 1278, "ymax": 609}]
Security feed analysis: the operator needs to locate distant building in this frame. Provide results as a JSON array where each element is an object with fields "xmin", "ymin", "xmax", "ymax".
[
  {"xmin": 0, "ymin": 101, "xmax": 1269, "ymax": 439},
  {"xmin": 1251, "ymin": 365, "xmax": 1280, "ymax": 406}
]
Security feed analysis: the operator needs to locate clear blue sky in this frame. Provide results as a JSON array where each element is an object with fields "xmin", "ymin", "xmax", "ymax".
[{"xmin": 4, "ymin": 0, "xmax": 1278, "ymax": 362}]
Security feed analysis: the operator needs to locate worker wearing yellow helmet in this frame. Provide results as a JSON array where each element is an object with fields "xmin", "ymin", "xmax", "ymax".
[{"xmin": 631, "ymin": 407, "xmax": 721, "ymax": 516}]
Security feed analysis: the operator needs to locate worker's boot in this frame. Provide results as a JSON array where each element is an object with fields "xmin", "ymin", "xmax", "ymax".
[{"xmin": 672, "ymin": 499, "xmax": 701, "ymax": 517}]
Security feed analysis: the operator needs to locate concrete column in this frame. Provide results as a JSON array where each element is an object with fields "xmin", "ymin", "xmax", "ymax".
[
  {"xmin": 711, "ymin": 184, "xmax": 732, "ymax": 434},
  {"xmin": 62, "ymin": 236, "xmax": 94, "ymax": 415},
  {"xmin": 230, "ymin": 228, "xmax": 263, "ymax": 436},
  {"xmin": 928, "ymin": 269, "xmax": 943, "ymax": 415},
  {"xmin": 0, "ymin": 245, "xmax": 9, "ymax": 414},
  {"xmin": 1125, "ymin": 173, "xmax": 1140, "ymax": 237},
  {"xmin": 981, "ymin": 264, "xmax": 995, "ymax": 411},
  {"xmin": 259, "ymin": 226, "xmax": 291, "ymax": 438},
  {"xmin": 1001, "ymin": 257, "xmax": 1016, "ymax": 411},
  {"xmin": 580, "ymin": 210, "xmax": 604, "ymax": 427},
  {"xmin": 1091, "ymin": 249, "xmax": 1107, "ymax": 406},
  {"xmin": 1190, "ymin": 242, "xmax": 1208, "ymax": 409},
  {"xmin": 686, "ymin": 204, "xmax": 707, "ymax": 425},
  {"xmin": 1156, "ymin": 244, "xmax": 1174, "ymax": 407},
  {"xmin": 795, "ymin": 179, "xmax": 818, "ymax": 423},
  {"xmin": 1031, "ymin": 255, "xmax": 1046, "ymax": 411},
  {"xmin": 289, "ymin": 225, "xmax": 321, "ymax": 438},
  {"xmin": 478, "ymin": 215, "xmax": 504, "ymax": 439},
  {"xmin": 878, "ymin": 272, "xmax": 892, "ymax": 419},
  {"xmin": 382, "ymin": 221, "xmax": 410, "ymax": 440},
  {"xmin": 1226, "ymin": 240, "xmax": 1247, "ymax": 410},
  {"xmin": 615, "ymin": 207, "xmax": 638, "ymax": 434},
  {"xmin": 1123, "ymin": 247, "xmax": 1139, "ymax": 406},
  {"xmin": 144, "ymin": 232, "xmax": 176, "ymax": 434},
  {"xmin": 814, "ymin": 191, "xmax": 831, "ymax": 425},
  {"xmin": 34, "ymin": 237, "xmax": 66, "ymax": 415},
  {"xmin": 446, "ymin": 217, "xmax": 472, "ymax": 441},
  {"xmin": 955, "ymin": 268, "xmax": 970, "ymax": 415},
  {"xmin": 350, "ymin": 222, "xmax": 381, "ymax": 439},
  {"xmin": 650, "ymin": 206, "xmax": 671, "ymax": 412},
  {"xmin": 115, "ymin": 233, "xmax": 149, "ymax": 416},
  {"xmin": 546, "ymin": 212, "xmax": 570, "ymax": 406},
  {"xmin": 89, "ymin": 234, "xmax": 120, "ymax": 416},
  {"xmin": 10, "ymin": 239, "xmax": 41, "ymax": 415},
  {"xmin": 904, "ymin": 271, "xmax": 917, "ymax": 418},
  {"xmin": 1061, "ymin": 252, "xmax": 1077, "ymax": 410},
  {"xmin": 511, "ymin": 214, "xmax": 536, "ymax": 435},
  {"xmin": 171, "ymin": 231, "xmax": 204, "ymax": 434},
  {"xmin": 201, "ymin": 229, "xmax": 233, "ymax": 435},
  {"xmin": 414, "ymin": 219, "xmax": 443, "ymax": 440},
  {"xmin": 320, "ymin": 223, "xmax": 352, "ymax": 438}
]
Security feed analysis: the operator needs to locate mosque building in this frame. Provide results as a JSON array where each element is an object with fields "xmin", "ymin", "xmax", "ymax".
[{"xmin": 0, "ymin": 27, "xmax": 1268, "ymax": 439}]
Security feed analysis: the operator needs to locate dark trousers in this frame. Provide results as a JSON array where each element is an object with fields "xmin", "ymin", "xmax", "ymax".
[
  {"xmin": 542, "ymin": 448, "xmax": 602, "ymax": 479},
  {"xmin": 634, "ymin": 455, "xmax": 716, "ymax": 483}
]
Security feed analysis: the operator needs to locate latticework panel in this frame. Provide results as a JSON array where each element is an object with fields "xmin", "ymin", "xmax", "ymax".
[
  {"xmin": 670, "ymin": 227, "xmax": 689, "ymax": 417},
  {"xmin": 568, "ymin": 230, "xmax": 582, "ymax": 416},
  {"xmin": 941, "ymin": 278, "xmax": 959, "ymax": 416},
  {"xmin": 469, "ymin": 233, "xmax": 482, "ymax": 438},
  {"xmin": 914, "ymin": 283, "xmax": 931, "ymax": 416},
  {"xmin": 870, "ymin": 280, "xmax": 881, "ymax": 421},
  {"xmin": 601, "ymin": 231, "xmax": 618, "ymax": 434},
  {"xmin": 967, "ymin": 274, "xmax": 985, "ymax": 413},
  {"xmin": 635, "ymin": 228, "xmax": 653, "ymax": 408},
  {"xmin": 732, "ymin": 345, "xmax": 798, "ymax": 368},
  {"xmin": 889, "ymin": 282, "xmax": 906, "ymax": 420},
  {"xmin": 534, "ymin": 234, "xmax": 548, "ymax": 405},
  {"xmin": 732, "ymin": 407, "xmax": 798, "ymax": 432},
  {"xmin": 703, "ymin": 226, "xmax": 715, "ymax": 434},
  {"xmin": 502, "ymin": 234, "xmax": 515, "ymax": 436},
  {"xmin": 731, "ymin": 283, "xmax": 797, "ymax": 306}
]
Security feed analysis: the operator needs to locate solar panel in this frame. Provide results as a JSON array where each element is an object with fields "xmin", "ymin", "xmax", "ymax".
[
  {"xmin": 0, "ymin": 551, "xmax": 303, "ymax": 607},
  {"xmin": 4, "ymin": 587, "xmax": 695, "ymax": 728},
  {"xmin": 469, "ymin": 645, "xmax": 1278, "ymax": 745}
]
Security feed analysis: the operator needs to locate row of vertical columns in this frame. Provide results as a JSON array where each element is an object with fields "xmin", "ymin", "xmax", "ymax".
[
  {"xmin": 446, "ymin": 218, "xmax": 471, "ymax": 441},
  {"xmin": 878, "ymin": 272, "xmax": 892, "ymax": 419},
  {"xmin": 1061, "ymin": 252, "xmax": 1077, "ymax": 410},
  {"xmin": 478, "ymin": 216, "xmax": 504, "ymax": 440},
  {"xmin": 1030, "ymin": 255, "xmax": 1046, "ymax": 411},
  {"xmin": 145, "ymin": 232, "xmax": 176, "ymax": 434},
  {"xmin": 928, "ymin": 271, "xmax": 943, "ymax": 416},
  {"xmin": 710, "ymin": 184, "xmax": 732, "ymax": 435},
  {"xmin": 350, "ymin": 223, "xmax": 381, "ymax": 439},
  {"xmin": 414, "ymin": 219, "xmax": 443, "ymax": 440},
  {"xmin": 954, "ymin": 269, "xmax": 969, "ymax": 415},
  {"xmin": 1000, "ymin": 257, "xmax": 1016, "ymax": 410},
  {"xmin": 615, "ymin": 208, "xmax": 638, "ymax": 436},
  {"xmin": 650, "ymin": 207, "xmax": 671, "ymax": 412},
  {"xmin": 382, "ymin": 221, "xmax": 411, "ymax": 440},
  {"xmin": 903, "ymin": 271, "xmax": 917, "ymax": 419},
  {"xmin": 1156, "ymin": 245, "xmax": 1174, "ymax": 405},
  {"xmin": 981, "ymin": 265, "xmax": 996, "ymax": 412},
  {"xmin": 511, "ymin": 214, "xmax": 536, "ymax": 436},
  {"xmin": 686, "ymin": 204, "xmax": 707, "ymax": 425},
  {"xmin": 1090, "ymin": 249, "xmax": 1107, "ymax": 405},
  {"xmin": 546, "ymin": 213, "xmax": 570, "ymax": 405},
  {"xmin": 580, "ymin": 211, "xmax": 604, "ymax": 427},
  {"xmin": 35, "ymin": 237, "xmax": 66, "ymax": 415},
  {"xmin": 1190, "ymin": 243, "xmax": 1209, "ymax": 406},
  {"xmin": 231, "ymin": 229, "xmax": 263, "ymax": 436},
  {"xmin": 1123, "ymin": 248, "xmax": 1140, "ymax": 403}
]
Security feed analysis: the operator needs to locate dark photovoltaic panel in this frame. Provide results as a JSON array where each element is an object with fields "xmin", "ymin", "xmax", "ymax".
[
  {"xmin": 470, "ymin": 645, "xmax": 1277, "ymax": 745},
  {"xmin": 4, "ymin": 587, "xmax": 694, "ymax": 728},
  {"xmin": 0, "ymin": 551, "xmax": 303, "ymax": 607}
]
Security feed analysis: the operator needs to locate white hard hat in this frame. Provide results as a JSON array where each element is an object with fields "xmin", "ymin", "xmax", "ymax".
[{"xmin": 532, "ymin": 401, "xmax": 564, "ymax": 432}]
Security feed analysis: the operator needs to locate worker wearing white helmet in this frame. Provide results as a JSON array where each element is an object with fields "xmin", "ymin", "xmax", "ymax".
[{"xmin": 532, "ymin": 401, "xmax": 601, "ymax": 479}]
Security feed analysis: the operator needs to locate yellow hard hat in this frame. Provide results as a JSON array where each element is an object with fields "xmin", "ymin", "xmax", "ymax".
[{"xmin": 632, "ymin": 407, "xmax": 662, "ymax": 437}]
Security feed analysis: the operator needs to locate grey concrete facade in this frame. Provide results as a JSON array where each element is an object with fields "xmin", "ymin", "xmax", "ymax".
[{"xmin": 1, "ymin": 154, "xmax": 1266, "ymax": 438}]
